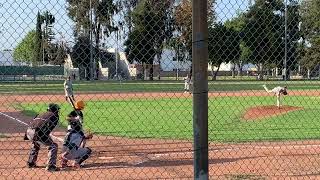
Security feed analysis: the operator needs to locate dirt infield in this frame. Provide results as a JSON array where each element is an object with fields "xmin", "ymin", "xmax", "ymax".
[
  {"xmin": 243, "ymin": 105, "xmax": 304, "ymax": 121},
  {"xmin": 1, "ymin": 90, "xmax": 320, "ymax": 179}
]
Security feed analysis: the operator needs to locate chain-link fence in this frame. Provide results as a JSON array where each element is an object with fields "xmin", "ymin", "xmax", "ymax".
[{"xmin": 0, "ymin": 0, "xmax": 320, "ymax": 179}]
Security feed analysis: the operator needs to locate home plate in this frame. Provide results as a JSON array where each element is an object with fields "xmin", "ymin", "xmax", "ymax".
[{"xmin": 98, "ymin": 156, "xmax": 115, "ymax": 160}]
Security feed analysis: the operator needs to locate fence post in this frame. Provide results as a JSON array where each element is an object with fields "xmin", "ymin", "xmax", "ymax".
[{"xmin": 192, "ymin": 0, "xmax": 209, "ymax": 179}]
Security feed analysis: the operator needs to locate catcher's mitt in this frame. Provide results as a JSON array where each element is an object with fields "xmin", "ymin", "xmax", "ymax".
[{"xmin": 85, "ymin": 132, "xmax": 93, "ymax": 139}]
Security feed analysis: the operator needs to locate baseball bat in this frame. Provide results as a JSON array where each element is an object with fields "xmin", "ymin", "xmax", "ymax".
[
  {"xmin": 68, "ymin": 96, "xmax": 76, "ymax": 110},
  {"xmin": 50, "ymin": 134, "xmax": 64, "ymax": 143}
]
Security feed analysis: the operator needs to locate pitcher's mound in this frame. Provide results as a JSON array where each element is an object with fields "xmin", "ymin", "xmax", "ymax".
[{"xmin": 243, "ymin": 105, "xmax": 303, "ymax": 121}]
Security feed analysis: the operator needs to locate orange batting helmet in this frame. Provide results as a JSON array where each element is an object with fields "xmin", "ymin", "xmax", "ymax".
[{"xmin": 75, "ymin": 101, "xmax": 85, "ymax": 110}]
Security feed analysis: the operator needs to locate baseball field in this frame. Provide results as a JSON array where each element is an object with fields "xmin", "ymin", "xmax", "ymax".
[{"xmin": 1, "ymin": 80, "xmax": 320, "ymax": 179}]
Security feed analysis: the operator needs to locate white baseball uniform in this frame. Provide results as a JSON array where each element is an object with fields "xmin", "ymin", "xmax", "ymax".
[
  {"xmin": 184, "ymin": 76, "xmax": 191, "ymax": 93},
  {"xmin": 64, "ymin": 79, "xmax": 73, "ymax": 97},
  {"xmin": 263, "ymin": 85, "xmax": 287, "ymax": 108}
]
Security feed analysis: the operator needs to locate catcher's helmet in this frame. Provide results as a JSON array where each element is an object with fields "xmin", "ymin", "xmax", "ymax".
[
  {"xmin": 75, "ymin": 101, "xmax": 85, "ymax": 110},
  {"xmin": 48, "ymin": 103, "xmax": 60, "ymax": 112}
]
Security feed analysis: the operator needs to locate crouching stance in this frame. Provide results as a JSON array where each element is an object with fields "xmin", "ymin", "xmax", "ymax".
[
  {"xmin": 61, "ymin": 130, "xmax": 92, "ymax": 169},
  {"xmin": 61, "ymin": 102, "xmax": 92, "ymax": 169},
  {"xmin": 263, "ymin": 85, "xmax": 288, "ymax": 108}
]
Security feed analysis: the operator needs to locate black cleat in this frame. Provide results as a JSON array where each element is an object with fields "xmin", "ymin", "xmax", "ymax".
[
  {"xmin": 46, "ymin": 165, "xmax": 60, "ymax": 172},
  {"xmin": 27, "ymin": 162, "xmax": 37, "ymax": 168}
]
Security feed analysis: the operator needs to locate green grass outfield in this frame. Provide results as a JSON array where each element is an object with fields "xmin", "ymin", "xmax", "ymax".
[
  {"xmin": 1, "ymin": 80, "xmax": 320, "ymax": 94},
  {"xmin": 17, "ymin": 95, "xmax": 320, "ymax": 142}
]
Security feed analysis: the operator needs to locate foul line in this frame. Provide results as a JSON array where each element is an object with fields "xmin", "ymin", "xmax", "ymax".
[
  {"xmin": 0, "ymin": 111, "xmax": 28, "ymax": 126},
  {"xmin": 0, "ymin": 111, "xmax": 64, "ymax": 142}
]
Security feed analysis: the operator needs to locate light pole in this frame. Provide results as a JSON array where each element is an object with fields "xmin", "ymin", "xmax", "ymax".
[
  {"xmin": 176, "ymin": 44, "xmax": 179, "ymax": 80},
  {"xmin": 89, "ymin": 0, "xmax": 94, "ymax": 80},
  {"xmin": 42, "ymin": 22, "xmax": 45, "ymax": 65},
  {"xmin": 283, "ymin": 0, "xmax": 288, "ymax": 81},
  {"xmin": 39, "ymin": 11, "xmax": 45, "ymax": 65},
  {"xmin": 115, "ymin": 30, "xmax": 118, "ymax": 79}
]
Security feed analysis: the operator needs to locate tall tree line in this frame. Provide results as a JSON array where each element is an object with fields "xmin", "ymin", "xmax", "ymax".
[
  {"xmin": 14, "ymin": 11, "xmax": 67, "ymax": 65},
  {"xmin": 64, "ymin": 0, "xmax": 319, "ymax": 80}
]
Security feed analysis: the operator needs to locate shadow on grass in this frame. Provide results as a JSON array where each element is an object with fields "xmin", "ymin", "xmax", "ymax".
[{"xmin": 20, "ymin": 109, "xmax": 38, "ymax": 117}]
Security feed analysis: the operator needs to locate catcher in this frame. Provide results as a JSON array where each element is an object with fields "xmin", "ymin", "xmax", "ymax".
[
  {"xmin": 263, "ymin": 85, "xmax": 288, "ymax": 108},
  {"xmin": 61, "ymin": 100, "xmax": 93, "ymax": 169}
]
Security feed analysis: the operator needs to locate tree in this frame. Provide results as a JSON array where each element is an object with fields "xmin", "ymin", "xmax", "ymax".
[
  {"xmin": 66, "ymin": 0, "xmax": 118, "ymax": 47},
  {"xmin": 124, "ymin": 0, "xmax": 173, "ymax": 80},
  {"xmin": 124, "ymin": 1, "xmax": 156, "ymax": 80},
  {"xmin": 208, "ymin": 23, "xmax": 241, "ymax": 80},
  {"xmin": 35, "ymin": 11, "xmax": 56, "ymax": 64},
  {"xmin": 174, "ymin": 0, "xmax": 192, "ymax": 57},
  {"xmin": 285, "ymin": 0, "xmax": 301, "ymax": 79},
  {"xmin": 67, "ymin": 0, "xmax": 118, "ymax": 79},
  {"xmin": 225, "ymin": 13, "xmax": 251, "ymax": 77},
  {"xmin": 35, "ymin": 12, "xmax": 42, "ymax": 63},
  {"xmin": 174, "ymin": 0, "xmax": 215, "ymax": 59},
  {"xmin": 42, "ymin": 11, "xmax": 56, "ymax": 64},
  {"xmin": 300, "ymin": 0, "xmax": 320, "ymax": 78},
  {"xmin": 120, "ymin": 0, "xmax": 140, "ymax": 34},
  {"xmin": 242, "ymin": 0, "xmax": 284, "ymax": 80},
  {"xmin": 71, "ymin": 36, "xmax": 93, "ymax": 80},
  {"xmin": 300, "ymin": 38, "xmax": 320, "ymax": 79},
  {"xmin": 47, "ymin": 43, "xmax": 69, "ymax": 65},
  {"xmin": 153, "ymin": 1, "xmax": 174, "ymax": 80},
  {"xmin": 13, "ymin": 30, "xmax": 37, "ymax": 65}
]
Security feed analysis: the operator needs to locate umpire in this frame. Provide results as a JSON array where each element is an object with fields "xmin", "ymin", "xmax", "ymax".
[{"xmin": 25, "ymin": 103, "xmax": 61, "ymax": 171}]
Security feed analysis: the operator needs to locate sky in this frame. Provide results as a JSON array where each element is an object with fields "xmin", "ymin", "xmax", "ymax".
[{"xmin": 0, "ymin": 0, "xmax": 249, "ymax": 51}]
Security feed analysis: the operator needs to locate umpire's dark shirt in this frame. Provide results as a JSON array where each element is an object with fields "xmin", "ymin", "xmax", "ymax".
[{"xmin": 29, "ymin": 111, "xmax": 59, "ymax": 141}]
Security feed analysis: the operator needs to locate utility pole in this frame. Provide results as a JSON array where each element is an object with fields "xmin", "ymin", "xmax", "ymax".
[
  {"xmin": 192, "ymin": 0, "xmax": 208, "ymax": 179},
  {"xmin": 176, "ymin": 44, "xmax": 179, "ymax": 80},
  {"xmin": 89, "ymin": 0, "xmax": 94, "ymax": 80},
  {"xmin": 115, "ymin": 30, "xmax": 118, "ymax": 79},
  {"xmin": 283, "ymin": 0, "xmax": 288, "ymax": 81},
  {"xmin": 42, "ymin": 18, "xmax": 45, "ymax": 65}
]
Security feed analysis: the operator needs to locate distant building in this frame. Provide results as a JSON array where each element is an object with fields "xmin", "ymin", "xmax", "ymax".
[
  {"xmin": 158, "ymin": 49, "xmax": 191, "ymax": 72},
  {"xmin": 209, "ymin": 62, "xmax": 257, "ymax": 72}
]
